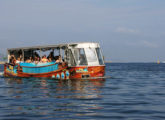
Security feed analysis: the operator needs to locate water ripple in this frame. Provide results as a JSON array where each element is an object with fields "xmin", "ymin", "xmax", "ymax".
[{"xmin": 1, "ymin": 63, "xmax": 165, "ymax": 119}]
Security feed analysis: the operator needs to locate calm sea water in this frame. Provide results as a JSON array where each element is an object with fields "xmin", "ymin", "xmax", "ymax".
[{"xmin": 0, "ymin": 63, "xmax": 165, "ymax": 120}]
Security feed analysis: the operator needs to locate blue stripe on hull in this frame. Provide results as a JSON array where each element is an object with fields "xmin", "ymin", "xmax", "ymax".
[{"xmin": 20, "ymin": 62, "xmax": 59, "ymax": 74}]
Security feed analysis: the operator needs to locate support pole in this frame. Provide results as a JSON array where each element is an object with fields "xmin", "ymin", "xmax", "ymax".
[
  {"xmin": 7, "ymin": 50, "xmax": 10, "ymax": 63},
  {"xmin": 40, "ymin": 48, "xmax": 42, "ymax": 58},
  {"xmin": 59, "ymin": 47, "xmax": 61, "ymax": 56},
  {"xmin": 22, "ymin": 49, "xmax": 24, "ymax": 62}
]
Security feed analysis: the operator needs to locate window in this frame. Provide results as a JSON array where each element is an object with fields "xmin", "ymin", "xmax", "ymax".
[
  {"xmin": 73, "ymin": 48, "xmax": 88, "ymax": 66},
  {"xmin": 96, "ymin": 48, "xmax": 104, "ymax": 65},
  {"xmin": 85, "ymin": 48, "xmax": 98, "ymax": 62},
  {"xmin": 68, "ymin": 49, "xmax": 76, "ymax": 66}
]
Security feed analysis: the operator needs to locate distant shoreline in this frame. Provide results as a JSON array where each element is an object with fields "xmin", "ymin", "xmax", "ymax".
[
  {"xmin": 0, "ymin": 61, "xmax": 5, "ymax": 64},
  {"xmin": 105, "ymin": 61, "xmax": 160, "ymax": 63}
]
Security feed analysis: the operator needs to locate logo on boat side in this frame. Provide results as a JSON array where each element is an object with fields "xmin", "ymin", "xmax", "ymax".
[{"xmin": 76, "ymin": 68, "xmax": 88, "ymax": 73}]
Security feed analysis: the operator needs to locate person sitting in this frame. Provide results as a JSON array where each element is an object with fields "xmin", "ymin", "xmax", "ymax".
[
  {"xmin": 34, "ymin": 56, "xmax": 40, "ymax": 64},
  {"xmin": 55, "ymin": 55, "xmax": 63, "ymax": 63},
  {"xmin": 16, "ymin": 57, "xmax": 21, "ymax": 64},
  {"xmin": 9, "ymin": 54, "xmax": 15, "ymax": 64},
  {"xmin": 48, "ymin": 57, "xmax": 52, "ymax": 62},
  {"xmin": 9, "ymin": 55, "xmax": 16, "ymax": 65},
  {"xmin": 26, "ymin": 59, "xmax": 31, "ymax": 63},
  {"xmin": 12, "ymin": 56, "xmax": 16, "ymax": 65},
  {"xmin": 47, "ymin": 51, "xmax": 54, "ymax": 61},
  {"xmin": 41, "ymin": 55, "xmax": 48, "ymax": 63},
  {"xmin": 34, "ymin": 52, "xmax": 40, "ymax": 58},
  {"xmin": 26, "ymin": 57, "xmax": 33, "ymax": 63},
  {"xmin": 19, "ymin": 54, "xmax": 23, "ymax": 61}
]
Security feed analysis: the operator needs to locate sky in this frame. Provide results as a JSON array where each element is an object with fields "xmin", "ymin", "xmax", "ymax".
[{"xmin": 0, "ymin": 0, "xmax": 165, "ymax": 62}]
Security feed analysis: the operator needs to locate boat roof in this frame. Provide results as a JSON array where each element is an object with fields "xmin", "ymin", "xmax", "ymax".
[{"xmin": 7, "ymin": 42, "xmax": 99, "ymax": 51}]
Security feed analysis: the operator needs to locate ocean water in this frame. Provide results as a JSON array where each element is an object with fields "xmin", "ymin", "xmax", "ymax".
[{"xmin": 0, "ymin": 63, "xmax": 165, "ymax": 120}]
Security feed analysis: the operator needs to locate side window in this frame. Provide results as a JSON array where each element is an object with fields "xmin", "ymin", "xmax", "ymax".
[
  {"xmin": 96, "ymin": 48, "xmax": 104, "ymax": 65},
  {"xmin": 85, "ymin": 48, "xmax": 97, "ymax": 62},
  {"xmin": 73, "ymin": 48, "xmax": 88, "ymax": 66}
]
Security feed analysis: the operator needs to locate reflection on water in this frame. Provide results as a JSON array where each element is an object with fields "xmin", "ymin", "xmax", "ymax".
[
  {"xmin": 1, "ymin": 77, "xmax": 105, "ymax": 119},
  {"xmin": 5, "ymin": 77, "xmax": 105, "ymax": 99}
]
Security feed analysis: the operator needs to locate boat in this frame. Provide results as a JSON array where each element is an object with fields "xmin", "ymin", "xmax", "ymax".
[
  {"xmin": 4, "ymin": 42, "xmax": 105, "ymax": 79},
  {"xmin": 157, "ymin": 59, "xmax": 160, "ymax": 64}
]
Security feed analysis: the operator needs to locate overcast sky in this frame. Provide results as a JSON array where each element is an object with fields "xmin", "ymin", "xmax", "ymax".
[{"xmin": 0, "ymin": 0, "xmax": 165, "ymax": 62}]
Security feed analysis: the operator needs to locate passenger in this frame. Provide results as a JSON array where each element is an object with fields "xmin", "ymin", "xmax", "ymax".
[
  {"xmin": 30, "ymin": 57, "xmax": 34, "ymax": 62},
  {"xmin": 26, "ymin": 57, "xmax": 33, "ymax": 63},
  {"xmin": 59, "ymin": 55, "xmax": 63, "ymax": 62},
  {"xmin": 41, "ymin": 55, "xmax": 48, "ymax": 63},
  {"xmin": 16, "ymin": 57, "xmax": 21, "ymax": 64},
  {"xmin": 56, "ymin": 55, "xmax": 63, "ymax": 63},
  {"xmin": 37, "ymin": 57, "xmax": 40, "ymax": 62},
  {"xmin": 48, "ymin": 57, "xmax": 52, "ymax": 62},
  {"xmin": 55, "ymin": 56, "xmax": 60, "ymax": 63},
  {"xmin": 9, "ymin": 55, "xmax": 16, "ymax": 65},
  {"xmin": 54, "ymin": 56, "xmax": 59, "ymax": 61},
  {"xmin": 34, "ymin": 56, "xmax": 39, "ymax": 64},
  {"xmin": 47, "ymin": 51, "xmax": 54, "ymax": 61},
  {"xmin": 12, "ymin": 56, "xmax": 16, "ymax": 65},
  {"xmin": 19, "ymin": 55, "xmax": 23, "ymax": 61},
  {"xmin": 26, "ymin": 59, "xmax": 31, "ymax": 63},
  {"xmin": 9, "ymin": 54, "xmax": 15, "ymax": 63},
  {"xmin": 34, "ymin": 52, "xmax": 40, "ymax": 58}
]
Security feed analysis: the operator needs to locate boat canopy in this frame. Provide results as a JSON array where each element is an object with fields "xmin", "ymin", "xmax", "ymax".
[
  {"xmin": 7, "ymin": 42, "xmax": 104, "ymax": 66},
  {"xmin": 7, "ymin": 42, "xmax": 100, "ymax": 51},
  {"xmin": 7, "ymin": 44, "xmax": 69, "ymax": 51}
]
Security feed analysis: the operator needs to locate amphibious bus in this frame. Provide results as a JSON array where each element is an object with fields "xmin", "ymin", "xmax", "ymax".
[{"xmin": 4, "ymin": 42, "xmax": 105, "ymax": 79}]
